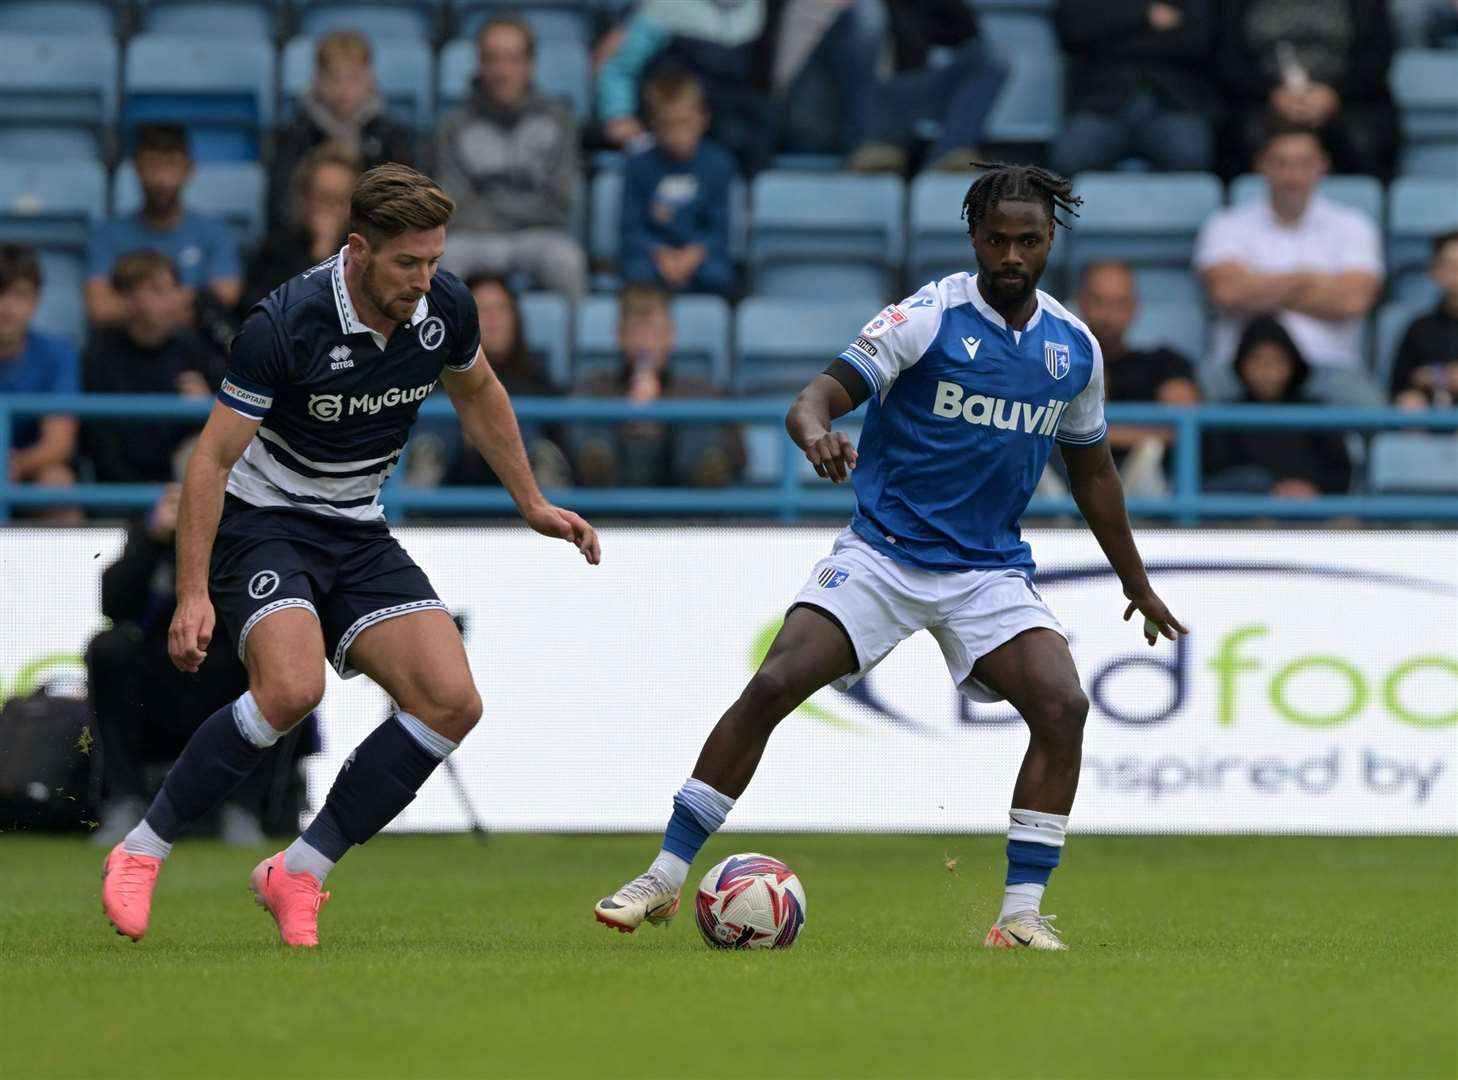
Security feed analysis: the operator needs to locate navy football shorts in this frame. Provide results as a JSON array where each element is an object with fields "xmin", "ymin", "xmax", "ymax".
[{"xmin": 210, "ymin": 495, "xmax": 446, "ymax": 677}]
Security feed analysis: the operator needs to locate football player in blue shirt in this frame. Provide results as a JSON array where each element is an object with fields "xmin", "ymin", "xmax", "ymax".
[
  {"xmin": 101, "ymin": 164, "xmax": 599, "ymax": 947},
  {"xmin": 596, "ymin": 163, "xmax": 1187, "ymax": 951}
]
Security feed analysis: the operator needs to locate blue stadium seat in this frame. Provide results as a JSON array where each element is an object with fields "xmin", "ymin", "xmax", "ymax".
[
  {"xmin": 733, "ymin": 297, "xmax": 868, "ymax": 395},
  {"xmin": 1123, "ymin": 301, "xmax": 1208, "ymax": 366},
  {"xmin": 749, "ymin": 171, "xmax": 903, "ymax": 299},
  {"xmin": 1401, "ymin": 141, "xmax": 1458, "ymax": 179},
  {"xmin": 1392, "ymin": 50, "xmax": 1458, "ymax": 142},
  {"xmin": 138, "ymin": 1, "xmax": 278, "ymax": 37},
  {"xmin": 1068, "ymin": 172, "xmax": 1222, "ymax": 306},
  {"xmin": 0, "ymin": 128, "xmax": 100, "ymax": 160},
  {"xmin": 1388, "ymin": 177, "xmax": 1458, "ymax": 306},
  {"xmin": 122, "ymin": 35, "xmax": 275, "ymax": 163},
  {"xmin": 1373, "ymin": 302, "xmax": 1421, "ymax": 392},
  {"xmin": 972, "ymin": 0, "xmax": 1054, "ymax": 10},
  {"xmin": 0, "ymin": 34, "xmax": 117, "ymax": 136},
  {"xmin": 1368, "ymin": 433, "xmax": 1458, "ymax": 493},
  {"xmin": 979, "ymin": 13, "xmax": 1062, "ymax": 144},
  {"xmin": 0, "ymin": 1, "xmax": 116, "ymax": 34},
  {"xmin": 31, "ymin": 250, "xmax": 86, "ymax": 345},
  {"xmin": 294, "ymin": 1, "xmax": 438, "ymax": 40},
  {"xmin": 518, "ymin": 291, "xmax": 571, "ymax": 388},
  {"xmin": 573, "ymin": 294, "xmax": 730, "ymax": 385},
  {"xmin": 113, "ymin": 161, "xmax": 267, "ymax": 251},
  {"xmin": 437, "ymin": 36, "xmax": 590, "ymax": 120},
  {"xmin": 452, "ymin": 1, "xmax": 594, "ymax": 47},
  {"xmin": 0, "ymin": 160, "xmax": 106, "ymax": 251},
  {"xmin": 281, "ymin": 36, "xmax": 434, "ymax": 131},
  {"xmin": 1228, "ymin": 173, "xmax": 1384, "ymax": 224}
]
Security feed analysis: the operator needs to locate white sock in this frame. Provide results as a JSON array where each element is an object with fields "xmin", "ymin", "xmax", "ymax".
[
  {"xmin": 394, "ymin": 710, "xmax": 457, "ymax": 760},
  {"xmin": 232, "ymin": 691, "xmax": 282, "ymax": 749},
  {"xmin": 1000, "ymin": 882, "xmax": 1046, "ymax": 920},
  {"xmin": 650, "ymin": 850, "xmax": 691, "ymax": 890},
  {"xmin": 283, "ymin": 837, "xmax": 336, "ymax": 885},
  {"xmin": 121, "ymin": 819, "xmax": 172, "ymax": 860}
]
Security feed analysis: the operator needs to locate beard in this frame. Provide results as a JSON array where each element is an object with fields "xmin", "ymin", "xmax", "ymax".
[
  {"xmin": 361, "ymin": 260, "xmax": 419, "ymax": 322},
  {"xmin": 976, "ymin": 262, "xmax": 1037, "ymax": 307}
]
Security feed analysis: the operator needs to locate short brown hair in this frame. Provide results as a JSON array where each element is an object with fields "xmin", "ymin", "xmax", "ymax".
[
  {"xmin": 292, "ymin": 140, "xmax": 361, "ymax": 206},
  {"xmin": 111, "ymin": 250, "xmax": 177, "ymax": 294},
  {"xmin": 0, "ymin": 245, "xmax": 41, "ymax": 293},
  {"xmin": 619, "ymin": 284, "xmax": 671, "ymax": 322},
  {"xmin": 477, "ymin": 14, "xmax": 535, "ymax": 59},
  {"xmin": 349, "ymin": 164, "xmax": 454, "ymax": 248},
  {"xmin": 316, "ymin": 29, "xmax": 371, "ymax": 72},
  {"xmin": 642, "ymin": 71, "xmax": 704, "ymax": 117}
]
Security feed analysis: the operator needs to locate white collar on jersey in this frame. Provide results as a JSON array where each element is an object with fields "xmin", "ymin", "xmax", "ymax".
[
  {"xmin": 330, "ymin": 245, "xmax": 430, "ymax": 350},
  {"xmin": 967, "ymin": 273, "xmax": 1044, "ymax": 340}
]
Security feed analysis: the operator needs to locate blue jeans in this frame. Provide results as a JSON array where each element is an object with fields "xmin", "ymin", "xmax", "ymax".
[
  {"xmin": 866, "ymin": 39, "xmax": 1010, "ymax": 158},
  {"xmin": 1052, "ymin": 89, "xmax": 1213, "ymax": 175}
]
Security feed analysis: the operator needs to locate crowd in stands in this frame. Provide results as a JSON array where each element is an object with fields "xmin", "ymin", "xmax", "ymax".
[{"xmin": 2, "ymin": 0, "xmax": 1457, "ymax": 518}]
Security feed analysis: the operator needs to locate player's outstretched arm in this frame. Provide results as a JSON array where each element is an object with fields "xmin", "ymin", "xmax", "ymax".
[
  {"xmin": 441, "ymin": 351, "xmax": 600, "ymax": 564},
  {"xmin": 1061, "ymin": 441, "xmax": 1188, "ymax": 647},
  {"xmin": 786, "ymin": 365, "xmax": 867, "ymax": 484},
  {"xmin": 169, "ymin": 402, "xmax": 260, "ymax": 672}
]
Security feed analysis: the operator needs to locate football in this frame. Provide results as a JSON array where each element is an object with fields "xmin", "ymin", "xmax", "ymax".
[{"xmin": 694, "ymin": 853, "xmax": 807, "ymax": 950}]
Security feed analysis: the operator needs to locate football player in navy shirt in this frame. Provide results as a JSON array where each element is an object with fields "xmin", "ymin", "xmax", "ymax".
[
  {"xmin": 102, "ymin": 164, "xmax": 599, "ymax": 947},
  {"xmin": 595, "ymin": 163, "xmax": 1185, "ymax": 951}
]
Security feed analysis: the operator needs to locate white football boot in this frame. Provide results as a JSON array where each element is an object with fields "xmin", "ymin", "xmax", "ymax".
[
  {"xmin": 594, "ymin": 869, "xmax": 681, "ymax": 933},
  {"xmin": 983, "ymin": 910, "xmax": 1068, "ymax": 951}
]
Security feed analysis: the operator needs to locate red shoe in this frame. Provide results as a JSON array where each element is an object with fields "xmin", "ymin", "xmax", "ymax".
[
  {"xmin": 101, "ymin": 842, "xmax": 162, "ymax": 942},
  {"xmin": 249, "ymin": 852, "xmax": 330, "ymax": 948}
]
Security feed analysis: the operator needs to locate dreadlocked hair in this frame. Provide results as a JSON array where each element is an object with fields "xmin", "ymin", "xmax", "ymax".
[{"xmin": 960, "ymin": 160, "xmax": 1082, "ymax": 237}]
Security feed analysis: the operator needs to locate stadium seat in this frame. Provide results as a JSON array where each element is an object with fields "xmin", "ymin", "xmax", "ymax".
[
  {"xmin": 122, "ymin": 35, "xmax": 275, "ymax": 163},
  {"xmin": 294, "ymin": 1, "xmax": 438, "ymax": 40},
  {"xmin": 733, "ymin": 297, "xmax": 869, "ymax": 395},
  {"xmin": 1401, "ymin": 141, "xmax": 1458, "ymax": 179},
  {"xmin": 1373, "ymin": 302, "xmax": 1421, "ymax": 392},
  {"xmin": 1123, "ymin": 301, "xmax": 1209, "ymax": 366},
  {"xmin": 749, "ymin": 172, "xmax": 904, "ymax": 299},
  {"xmin": 437, "ymin": 36, "xmax": 590, "ymax": 120},
  {"xmin": 0, "ymin": 1, "xmax": 116, "ymax": 34},
  {"xmin": 113, "ymin": 161, "xmax": 267, "ymax": 251},
  {"xmin": 0, "ymin": 159, "xmax": 106, "ymax": 251},
  {"xmin": 1228, "ymin": 173, "xmax": 1385, "ymax": 225},
  {"xmin": 31, "ymin": 250, "xmax": 86, "ymax": 345},
  {"xmin": 573, "ymin": 293, "xmax": 730, "ymax": 385},
  {"xmin": 138, "ymin": 1, "xmax": 279, "ymax": 37},
  {"xmin": 972, "ymin": 0, "xmax": 1054, "ymax": 10},
  {"xmin": 980, "ymin": 13, "xmax": 1063, "ymax": 144},
  {"xmin": 1391, "ymin": 50, "xmax": 1458, "ymax": 143},
  {"xmin": 0, "ymin": 34, "xmax": 118, "ymax": 136},
  {"xmin": 281, "ymin": 36, "xmax": 434, "ymax": 131},
  {"xmin": 1388, "ymin": 177, "xmax": 1458, "ymax": 306},
  {"xmin": 518, "ymin": 291, "xmax": 571, "ymax": 388},
  {"xmin": 1368, "ymin": 433, "xmax": 1458, "ymax": 493},
  {"xmin": 451, "ymin": 1, "xmax": 594, "ymax": 47},
  {"xmin": 0, "ymin": 128, "xmax": 100, "ymax": 160}
]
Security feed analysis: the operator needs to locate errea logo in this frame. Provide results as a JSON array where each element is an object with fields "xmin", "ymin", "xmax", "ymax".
[
  {"xmin": 932, "ymin": 380, "xmax": 1067, "ymax": 435},
  {"xmin": 329, "ymin": 345, "xmax": 354, "ymax": 371}
]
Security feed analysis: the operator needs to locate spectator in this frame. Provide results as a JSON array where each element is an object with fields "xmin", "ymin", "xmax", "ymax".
[
  {"xmin": 439, "ymin": 273, "xmax": 571, "ymax": 488},
  {"xmin": 1077, "ymin": 261, "xmax": 1200, "ymax": 492},
  {"xmin": 1391, "ymin": 231, "xmax": 1458, "ymax": 410},
  {"xmin": 845, "ymin": 0, "xmax": 1009, "ymax": 173},
  {"xmin": 569, "ymin": 285, "xmax": 743, "ymax": 487},
  {"xmin": 85, "ymin": 479, "xmax": 311, "ymax": 846},
  {"xmin": 620, "ymin": 73, "xmax": 734, "ymax": 298},
  {"xmin": 1194, "ymin": 120, "xmax": 1382, "ymax": 394},
  {"xmin": 243, "ymin": 143, "xmax": 361, "ymax": 312},
  {"xmin": 1202, "ymin": 315, "xmax": 1352, "ymax": 497},
  {"xmin": 268, "ymin": 31, "xmax": 414, "ymax": 229},
  {"xmin": 81, "ymin": 252, "xmax": 222, "ymax": 484},
  {"xmin": 1218, "ymin": 0, "xmax": 1398, "ymax": 179},
  {"xmin": 438, "ymin": 16, "xmax": 586, "ymax": 299},
  {"xmin": 1051, "ymin": 1, "xmax": 1216, "ymax": 175},
  {"xmin": 0, "ymin": 246, "xmax": 80, "ymax": 519},
  {"xmin": 86, "ymin": 124, "xmax": 241, "ymax": 326}
]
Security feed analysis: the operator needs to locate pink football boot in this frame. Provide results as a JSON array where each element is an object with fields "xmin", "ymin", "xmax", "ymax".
[
  {"xmin": 249, "ymin": 852, "xmax": 331, "ymax": 947},
  {"xmin": 102, "ymin": 842, "xmax": 163, "ymax": 941}
]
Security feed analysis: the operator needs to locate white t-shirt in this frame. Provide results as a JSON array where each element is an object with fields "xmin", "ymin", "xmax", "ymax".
[{"xmin": 1193, "ymin": 194, "xmax": 1383, "ymax": 369}]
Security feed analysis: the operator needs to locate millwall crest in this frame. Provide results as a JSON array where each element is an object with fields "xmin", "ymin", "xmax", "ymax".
[{"xmin": 1044, "ymin": 340, "xmax": 1070, "ymax": 380}]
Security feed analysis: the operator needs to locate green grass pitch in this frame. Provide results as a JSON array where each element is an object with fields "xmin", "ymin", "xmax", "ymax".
[{"xmin": 1, "ymin": 833, "xmax": 1454, "ymax": 1079}]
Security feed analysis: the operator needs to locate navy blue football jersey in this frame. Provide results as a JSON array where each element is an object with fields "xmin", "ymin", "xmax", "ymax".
[{"xmin": 217, "ymin": 248, "xmax": 480, "ymax": 521}]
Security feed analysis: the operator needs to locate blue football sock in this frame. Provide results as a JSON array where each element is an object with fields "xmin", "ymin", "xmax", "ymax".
[
  {"xmin": 1000, "ymin": 808, "xmax": 1068, "ymax": 919},
  {"xmin": 659, "ymin": 779, "xmax": 736, "ymax": 871},
  {"xmin": 300, "ymin": 713, "xmax": 453, "ymax": 865}
]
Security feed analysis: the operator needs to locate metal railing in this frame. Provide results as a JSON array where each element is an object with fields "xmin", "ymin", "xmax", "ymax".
[{"xmin": 1, "ymin": 394, "xmax": 1455, "ymax": 524}]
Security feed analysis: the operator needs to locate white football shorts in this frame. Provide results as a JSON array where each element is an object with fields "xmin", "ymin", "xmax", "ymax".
[{"xmin": 789, "ymin": 528, "xmax": 1066, "ymax": 703}]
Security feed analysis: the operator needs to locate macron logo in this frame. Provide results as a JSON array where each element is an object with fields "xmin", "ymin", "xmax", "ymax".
[
  {"xmin": 962, "ymin": 336, "xmax": 980, "ymax": 362},
  {"xmin": 932, "ymin": 380, "xmax": 1066, "ymax": 435}
]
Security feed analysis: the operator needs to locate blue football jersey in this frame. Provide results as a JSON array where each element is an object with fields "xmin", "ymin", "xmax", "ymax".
[
  {"xmin": 836, "ymin": 272, "xmax": 1106, "ymax": 573},
  {"xmin": 217, "ymin": 248, "xmax": 480, "ymax": 522}
]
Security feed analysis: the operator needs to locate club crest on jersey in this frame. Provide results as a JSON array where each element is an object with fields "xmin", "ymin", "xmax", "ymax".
[
  {"xmin": 817, "ymin": 566, "xmax": 849, "ymax": 589},
  {"xmin": 1044, "ymin": 341, "xmax": 1071, "ymax": 380},
  {"xmin": 418, "ymin": 315, "xmax": 446, "ymax": 351},
  {"xmin": 860, "ymin": 305, "xmax": 907, "ymax": 339}
]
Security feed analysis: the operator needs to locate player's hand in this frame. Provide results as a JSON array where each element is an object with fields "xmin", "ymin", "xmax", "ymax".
[
  {"xmin": 524, "ymin": 502, "xmax": 601, "ymax": 565},
  {"xmin": 1123, "ymin": 588, "xmax": 1187, "ymax": 646},
  {"xmin": 805, "ymin": 431, "xmax": 858, "ymax": 484},
  {"xmin": 169, "ymin": 593, "xmax": 215, "ymax": 672}
]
